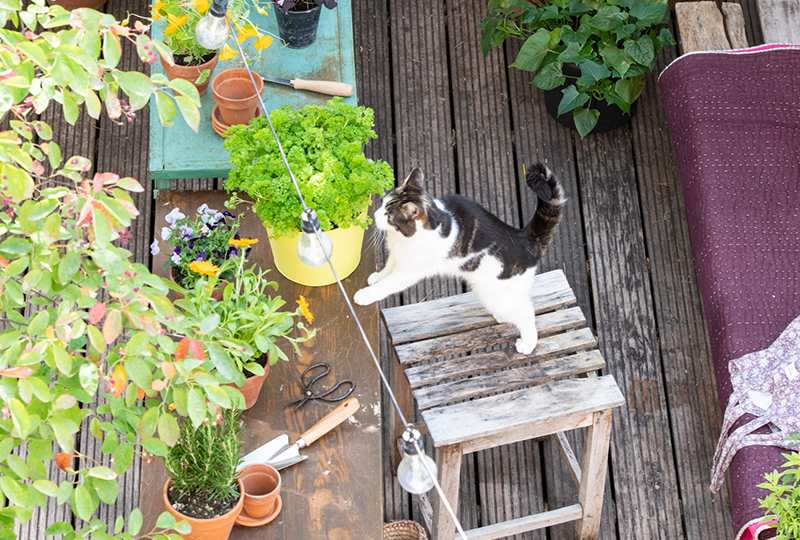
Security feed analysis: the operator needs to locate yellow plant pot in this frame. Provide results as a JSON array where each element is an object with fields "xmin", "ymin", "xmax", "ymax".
[{"xmin": 267, "ymin": 226, "xmax": 364, "ymax": 287}]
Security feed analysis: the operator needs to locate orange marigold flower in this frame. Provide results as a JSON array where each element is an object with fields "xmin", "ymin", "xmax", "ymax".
[
  {"xmin": 219, "ymin": 43, "xmax": 238, "ymax": 60},
  {"xmin": 188, "ymin": 260, "xmax": 219, "ymax": 276},
  {"xmin": 185, "ymin": 0, "xmax": 209, "ymax": 12},
  {"xmin": 168, "ymin": 402, "xmax": 176, "ymax": 411},
  {"xmin": 297, "ymin": 295, "xmax": 314, "ymax": 324},
  {"xmin": 254, "ymin": 34, "xmax": 273, "ymax": 51},
  {"xmin": 228, "ymin": 238, "xmax": 258, "ymax": 247},
  {"xmin": 151, "ymin": 0, "xmax": 166, "ymax": 19},
  {"xmin": 236, "ymin": 24, "xmax": 257, "ymax": 44},
  {"xmin": 164, "ymin": 13, "xmax": 188, "ymax": 35}
]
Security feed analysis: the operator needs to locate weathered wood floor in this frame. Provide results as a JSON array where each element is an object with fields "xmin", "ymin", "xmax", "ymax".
[{"xmin": 22, "ymin": 0, "xmax": 775, "ymax": 539}]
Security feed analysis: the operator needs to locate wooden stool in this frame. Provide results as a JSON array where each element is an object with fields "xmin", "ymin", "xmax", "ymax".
[{"xmin": 381, "ymin": 270, "xmax": 625, "ymax": 540}]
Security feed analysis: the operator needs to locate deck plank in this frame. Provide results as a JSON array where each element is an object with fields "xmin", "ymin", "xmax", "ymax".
[
  {"xmin": 631, "ymin": 47, "xmax": 734, "ymax": 539},
  {"xmin": 575, "ymin": 125, "xmax": 683, "ymax": 539}
]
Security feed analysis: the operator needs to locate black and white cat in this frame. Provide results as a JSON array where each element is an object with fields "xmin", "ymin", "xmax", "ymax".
[{"xmin": 353, "ymin": 163, "xmax": 565, "ymax": 355}]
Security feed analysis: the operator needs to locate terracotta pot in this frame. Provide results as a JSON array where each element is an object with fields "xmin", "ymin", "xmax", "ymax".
[
  {"xmin": 163, "ymin": 478, "xmax": 244, "ymax": 540},
  {"xmin": 170, "ymin": 266, "xmax": 225, "ymax": 301},
  {"xmin": 229, "ymin": 362, "xmax": 269, "ymax": 410},
  {"xmin": 47, "ymin": 0, "xmax": 107, "ymax": 10},
  {"xmin": 211, "ymin": 68, "xmax": 264, "ymax": 126},
  {"xmin": 239, "ymin": 464, "xmax": 281, "ymax": 519},
  {"xmin": 161, "ymin": 52, "xmax": 220, "ymax": 97}
]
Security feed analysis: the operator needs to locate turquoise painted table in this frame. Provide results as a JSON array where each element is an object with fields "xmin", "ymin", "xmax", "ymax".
[{"xmin": 148, "ymin": 0, "xmax": 357, "ymax": 188}]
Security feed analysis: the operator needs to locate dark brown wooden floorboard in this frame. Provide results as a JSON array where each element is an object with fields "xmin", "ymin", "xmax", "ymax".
[
  {"xmin": 575, "ymin": 127, "xmax": 683, "ymax": 539},
  {"xmin": 631, "ymin": 47, "xmax": 733, "ymax": 539}
]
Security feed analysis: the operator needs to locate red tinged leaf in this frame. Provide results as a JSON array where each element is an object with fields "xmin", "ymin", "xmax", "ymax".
[
  {"xmin": 55, "ymin": 453, "xmax": 73, "ymax": 472},
  {"xmin": 103, "ymin": 310, "xmax": 122, "ymax": 344},
  {"xmin": 150, "ymin": 379, "xmax": 165, "ymax": 392},
  {"xmin": 189, "ymin": 340, "xmax": 204, "ymax": 360},
  {"xmin": 110, "ymin": 364, "xmax": 126, "ymax": 397},
  {"xmin": 161, "ymin": 361, "xmax": 175, "ymax": 379},
  {"xmin": 0, "ymin": 366, "xmax": 33, "ymax": 379},
  {"xmin": 175, "ymin": 338, "xmax": 190, "ymax": 360},
  {"xmin": 88, "ymin": 302, "xmax": 106, "ymax": 324},
  {"xmin": 136, "ymin": 386, "xmax": 145, "ymax": 400}
]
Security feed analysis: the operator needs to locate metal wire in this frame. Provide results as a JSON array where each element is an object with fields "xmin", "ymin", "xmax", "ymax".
[{"xmin": 223, "ymin": 17, "xmax": 467, "ymax": 539}]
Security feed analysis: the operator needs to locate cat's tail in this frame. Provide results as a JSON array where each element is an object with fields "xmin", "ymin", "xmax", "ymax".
[{"xmin": 524, "ymin": 163, "xmax": 565, "ymax": 250}]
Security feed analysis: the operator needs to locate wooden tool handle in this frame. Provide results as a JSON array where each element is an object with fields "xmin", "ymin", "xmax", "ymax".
[
  {"xmin": 299, "ymin": 397, "xmax": 360, "ymax": 447},
  {"xmin": 292, "ymin": 78, "xmax": 354, "ymax": 97}
]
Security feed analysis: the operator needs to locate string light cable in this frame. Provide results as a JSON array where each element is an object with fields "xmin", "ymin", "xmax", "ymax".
[{"xmin": 196, "ymin": 9, "xmax": 470, "ymax": 539}]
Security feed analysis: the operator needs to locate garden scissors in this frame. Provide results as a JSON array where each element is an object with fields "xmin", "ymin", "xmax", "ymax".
[{"xmin": 287, "ymin": 362, "xmax": 354, "ymax": 411}]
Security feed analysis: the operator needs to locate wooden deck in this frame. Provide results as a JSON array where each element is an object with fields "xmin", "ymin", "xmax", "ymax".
[{"xmin": 17, "ymin": 0, "xmax": 785, "ymax": 539}]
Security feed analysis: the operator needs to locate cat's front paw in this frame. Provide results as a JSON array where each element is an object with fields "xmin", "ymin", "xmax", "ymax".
[
  {"xmin": 515, "ymin": 338, "xmax": 537, "ymax": 355},
  {"xmin": 367, "ymin": 272, "xmax": 383, "ymax": 286},
  {"xmin": 354, "ymin": 287, "xmax": 380, "ymax": 306}
]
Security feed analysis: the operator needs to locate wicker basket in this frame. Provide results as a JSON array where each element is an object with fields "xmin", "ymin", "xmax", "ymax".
[{"xmin": 383, "ymin": 520, "xmax": 428, "ymax": 540}]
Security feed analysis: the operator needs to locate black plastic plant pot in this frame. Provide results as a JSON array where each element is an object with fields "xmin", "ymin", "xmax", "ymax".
[
  {"xmin": 274, "ymin": 2, "xmax": 322, "ymax": 49},
  {"xmin": 543, "ymin": 64, "xmax": 638, "ymax": 135}
]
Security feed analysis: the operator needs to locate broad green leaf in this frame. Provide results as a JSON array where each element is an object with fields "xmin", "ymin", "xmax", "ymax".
[
  {"xmin": 112, "ymin": 443, "xmax": 134, "ymax": 475},
  {"xmin": 61, "ymin": 89, "xmax": 79, "ymax": 125},
  {"xmin": 0, "ymin": 84, "xmax": 13, "ymax": 114},
  {"xmin": 102, "ymin": 31, "xmax": 121, "ymax": 70},
  {"xmin": 577, "ymin": 59, "xmax": 611, "ymax": 88},
  {"xmin": 32, "ymin": 480, "xmax": 59, "ymax": 497},
  {"xmin": 101, "ymin": 431, "xmax": 118, "ymax": 454},
  {"xmin": 84, "ymin": 89, "xmax": 102, "ymax": 120},
  {"xmin": 155, "ymin": 93, "xmax": 175, "ymax": 127},
  {"xmin": 172, "ymin": 387, "xmax": 188, "ymax": 416},
  {"xmin": 56, "ymin": 480, "xmax": 73, "ymax": 504},
  {"xmin": 174, "ymin": 520, "xmax": 191, "ymax": 534},
  {"xmin": 6, "ymin": 454, "xmax": 28, "ymax": 479},
  {"xmin": 0, "ymin": 237, "xmax": 32, "ymax": 255},
  {"xmin": 58, "ymin": 251, "xmax": 81, "ymax": 284},
  {"xmin": 91, "ymin": 477, "xmax": 118, "ymax": 504},
  {"xmin": 199, "ymin": 314, "xmax": 220, "ymax": 333},
  {"xmin": 167, "ymin": 78, "xmax": 200, "ymax": 104},
  {"xmin": 79, "ymin": 363, "xmax": 99, "ymax": 396},
  {"xmin": 557, "ymin": 85, "xmax": 590, "ymax": 117},
  {"xmin": 187, "ymin": 387, "xmax": 206, "ymax": 427},
  {"xmin": 9, "ymin": 398, "xmax": 30, "ymax": 438},
  {"xmin": 52, "ymin": 394, "xmax": 77, "ymax": 410},
  {"xmin": 624, "ymin": 35, "xmax": 655, "ymax": 66},
  {"xmin": 532, "ymin": 63, "xmax": 565, "ymax": 90},
  {"xmin": 45, "ymin": 522, "xmax": 73, "ymax": 535},
  {"xmin": 156, "ymin": 512, "xmax": 176, "ymax": 529},
  {"xmin": 600, "ymin": 44, "xmax": 634, "ymax": 78},
  {"xmin": 204, "ymin": 385, "xmax": 231, "ymax": 409},
  {"xmin": 52, "ymin": 346, "xmax": 73, "ymax": 376},
  {"xmin": 73, "ymin": 485, "xmax": 95, "ymax": 521},
  {"xmin": 129, "ymin": 509, "xmax": 143, "ymax": 536},
  {"xmin": 630, "ymin": 3, "xmax": 668, "ymax": 28},
  {"xmin": 115, "ymin": 516, "xmax": 124, "ymax": 534},
  {"xmin": 28, "ymin": 311, "xmax": 50, "ymax": 336},
  {"xmin": 86, "ymin": 466, "xmax": 117, "ymax": 480},
  {"xmin": 28, "ymin": 199, "xmax": 58, "ymax": 221},
  {"xmin": 126, "ymin": 331, "xmax": 151, "ymax": 356},
  {"xmin": 614, "ymin": 74, "xmax": 647, "ymax": 105},
  {"xmin": 141, "ymin": 437, "xmax": 168, "ymax": 457},
  {"xmin": 125, "ymin": 357, "xmax": 153, "ymax": 390},
  {"xmin": 17, "ymin": 42, "xmax": 47, "ymax": 68},
  {"xmin": 557, "ymin": 42, "xmax": 583, "ymax": 64},
  {"xmin": 573, "ymin": 106, "xmax": 600, "ymax": 138},
  {"xmin": 117, "ymin": 71, "xmax": 155, "ymax": 97},
  {"xmin": 137, "ymin": 407, "xmax": 159, "ymax": 439},
  {"xmin": 510, "ymin": 28, "xmax": 551, "ymax": 72},
  {"xmin": 0, "ymin": 476, "xmax": 29, "ymax": 506},
  {"xmin": 90, "ymin": 417, "xmax": 103, "ymax": 440},
  {"xmin": 207, "ymin": 343, "xmax": 245, "ymax": 386},
  {"xmin": 157, "ymin": 413, "xmax": 179, "ymax": 447}
]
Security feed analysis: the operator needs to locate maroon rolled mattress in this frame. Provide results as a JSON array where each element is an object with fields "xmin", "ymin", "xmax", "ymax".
[{"xmin": 659, "ymin": 46, "xmax": 800, "ymax": 540}]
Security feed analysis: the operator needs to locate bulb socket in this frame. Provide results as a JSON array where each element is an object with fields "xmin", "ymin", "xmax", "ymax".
[
  {"xmin": 301, "ymin": 208, "xmax": 321, "ymax": 234},
  {"xmin": 209, "ymin": 0, "xmax": 227, "ymax": 17},
  {"xmin": 401, "ymin": 428, "xmax": 422, "ymax": 455}
]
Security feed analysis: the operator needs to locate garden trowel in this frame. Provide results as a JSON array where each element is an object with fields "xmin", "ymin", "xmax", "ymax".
[
  {"xmin": 238, "ymin": 397, "xmax": 360, "ymax": 472},
  {"xmin": 259, "ymin": 74, "xmax": 354, "ymax": 97}
]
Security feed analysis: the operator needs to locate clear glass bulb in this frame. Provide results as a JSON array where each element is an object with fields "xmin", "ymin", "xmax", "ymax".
[
  {"xmin": 296, "ymin": 230, "xmax": 333, "ymax": 267},
  {"xmin": 397, "ymin": 447, "xmax": 437, "ymax": 494},
  {"xmin": 296, "ymin": 208, "xmax": 333, "ymax": 267},
  {"xmin": 195, "ymin": 13, "xmax": 229, "ymax": 50}
]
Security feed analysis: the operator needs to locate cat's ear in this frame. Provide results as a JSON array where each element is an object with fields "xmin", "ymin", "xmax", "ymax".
[
  {"xmin": 402, "ymin": 168, "xmax": 425, "ymax": 192},
  {"xmin": 403, "ymin": 202, "xmax": 419, "ymax": 218}
]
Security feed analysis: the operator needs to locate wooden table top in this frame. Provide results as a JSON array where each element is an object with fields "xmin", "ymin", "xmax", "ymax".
[
  {"xmin": 140, "ymin": 190, "xmax": 383, "ymax": 540},
  {"xmin": 148, "ymin": 1, "xmax": 358, "ymax": 182}
]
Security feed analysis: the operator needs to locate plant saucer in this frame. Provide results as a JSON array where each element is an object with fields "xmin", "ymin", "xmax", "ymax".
[
  {"xmin": 211, "ymin": 105, "xmax": 263, "ymax": 138},
  {"xmin": 235, "ymin": 495, "xmax": 282, "ymax": 527}
]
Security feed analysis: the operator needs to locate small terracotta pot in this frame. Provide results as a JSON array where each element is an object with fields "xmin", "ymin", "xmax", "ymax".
[
  {"xmin": 161, "ymin": 52, "xmax": 220, "ymax": 97},
  {"xmin": 239, "ymin": 464, "xmax": 281, "ymax": 519},
  {"xmin": 229, "ymin": 361, "xmax": 269, "ymax": 410},
  {"xmin": 163, "ymin": 478, "xmax": 244, "ymax": 540},
  {"xmin": 211, "ymin": 68, "xmax": 264, "ymax": 126},
  {"xmin": 47, "ymin": 0, "xmax": 107, "ymax": 10}
]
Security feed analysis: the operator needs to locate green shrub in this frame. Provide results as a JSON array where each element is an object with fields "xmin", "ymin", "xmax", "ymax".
[{"xmin": 760, "ymin": 450, "xmax": 800, "ymax": 539}]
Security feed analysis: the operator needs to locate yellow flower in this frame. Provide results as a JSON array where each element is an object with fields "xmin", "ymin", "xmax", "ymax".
[
  {"xmin": 220, "ymin": 43, "xmax": 239, "ymax": 60},
  {"xmin": 236, "ymin": 24, "xmax": 257, "ymax": 44},
  {"xmin": 228, "ymin": 238, "xmax": 259, "ymax": 247},
  {"xmin": 256, "ymin": 5, "xmax": 269, "ymax": 15},
  {"xmin": 151, "ymin": 0, "xmax": 166, "ymax": 19},
  {"xmin": 297, "ymin": 295, "xmax": 314, "ymax": 324},
  {"xmin": 254, "ymin": 34, "xmax": 273, "ymax": 51},
  {"xmin": 186, "ymin": 0, "xmax": 209, "ymax": 12},
  {"xmin": 188, "ymin": 260, "xmax": 219, "ymax": 276},
  {"xmin": 168, "ymin": 402, "xmax": 176, "ymax": 411},
  {"xmin": 164, "ymin": 13, "xmax": 188, "ymax": 35}
]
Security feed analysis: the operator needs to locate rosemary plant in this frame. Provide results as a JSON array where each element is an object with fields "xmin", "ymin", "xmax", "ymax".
[{"xmin": 165, "ymin": 409, "xmax": 244, "ymax": 502}]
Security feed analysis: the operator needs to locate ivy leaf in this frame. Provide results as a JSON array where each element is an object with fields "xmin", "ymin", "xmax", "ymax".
[
  {"xmin": 614, "ymin": 74, "xmax": 647, "ymax": 106},
  {"xmin": 600, "ymin": 44, "xmax": 634, "ymax": 78},
  {"xmin": 557, "ymin": 42, "xmax": 583, "ymax": 64},
  {"xmin": 630, "ymin": 3, "xmax": 668, "ymax": 28},
  {"xmin": 557, "ymin": 85, "xmax": 590, "ymax": 117},
  {"xmin": 532, "ymin": 63, "xmax": 565, "ymax": 90},
  {"xmin": 624, "ymin": 35, "xmax": 655, "ymax": 66},
  {"xmin": 573, "ymin": 107, "xmax": 600, "ymax": 138},
  {"xmin": 510, "ymin": 28, "xmax": 552, "ymax": 72},
  {"xmin": 577, "ymin": 59, "xmax": 611, "ymax": 88}
]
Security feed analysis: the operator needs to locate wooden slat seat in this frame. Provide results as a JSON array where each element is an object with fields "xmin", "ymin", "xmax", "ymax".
[{"xmin": 381, "ymin": 269, "xmax": 625, "ymax": 540}]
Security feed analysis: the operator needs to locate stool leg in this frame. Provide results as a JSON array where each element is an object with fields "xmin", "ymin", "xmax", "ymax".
[
  {"xmin": 433, "ymin": 443, "xmax": 463, "ymax": 540},
  {"xmin": 575, "ymin": 409, "xmax": 613, "ymax": 540}
]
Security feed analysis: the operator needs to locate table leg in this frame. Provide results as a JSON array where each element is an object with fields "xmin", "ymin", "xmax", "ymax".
[
  {"xmin": 575, "ymin": 409, "xmax": 613, "ymax": 540},
  {"xmin": 433, "ymin": 443, "xmax": 462, "ymax": 540}
]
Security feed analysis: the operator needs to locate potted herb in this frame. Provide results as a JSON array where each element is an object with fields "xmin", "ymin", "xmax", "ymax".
[
  {"xmin": 223, "ymin": 98, "xmax": 394, "ymax": 286},
  {"xmin": 759, "ymin": 449, "xmax": 800, "ymax": 539},
  {"xmin": 151, "ymin": 203, "xmax": 243, "ymax": 292},
  {"xmin": 176, "ymin": 249, "xmax": 315, "ymax": 409},
  {"xmin": 481, "ymin": 0, "xmax": 675, "ymax": 137},
  {"xmin": 274, "ymin": 0, "xmax": 337, "ymax": 49},
  {"xmin": 152, "ymin": 0, "xmax": 275, "ymax": 95},
  {"xmin": 164, "ymin": 409, "xmax": 245, "ymax": 540}
]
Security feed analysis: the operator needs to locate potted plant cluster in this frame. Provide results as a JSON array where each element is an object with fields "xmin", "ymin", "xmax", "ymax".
[
  {"xmin": 173, "ymin": 245, "xmax": 316, "ymax": 409},
  {"xmin": 759, "ymin": 448, "xmax": 800, "ymax": 539},
  {"xmin": 223, "ymin": 97, "xmax": 394, "ymax": 286},
  {"xmin": 151, "ymin": 0, "xmax": 275, "ymax": 96},
  {"xmin": 274, "ymin": 0, "xmax": 337, "ymax": 49},
  {"xmin": 163, "ymin": 408, "xmax": 245, "ymax": 540},
  {"xmin": 481, "ymin": 0, "xmax": 675, "ymax": 137},
  {"xmin": 150, "ymin": 203, "xmax": 243, "ymax": 293}
]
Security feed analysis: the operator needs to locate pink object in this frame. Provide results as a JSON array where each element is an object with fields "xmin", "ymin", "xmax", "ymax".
[{"xmin": 741, "ymin": 518, "xmax": 777, "ymax": 540}]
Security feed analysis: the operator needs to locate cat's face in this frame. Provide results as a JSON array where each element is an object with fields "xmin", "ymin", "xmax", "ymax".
[{"xmin": 375, "ymin": 169, "xmax": 431, "ymax": 238}]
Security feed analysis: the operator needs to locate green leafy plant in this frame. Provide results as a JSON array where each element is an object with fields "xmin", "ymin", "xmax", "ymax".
[
  {"xmin": 480, "ymin": 0, "xmax": 675, "ymax": 137},
  {"xmin": 223, "ymin": 97, "xmax": 394, "ymax": 238},
  {"xmin": 759, "ymin": 449, "xmax": 800, "ymax": 539},
  {"xmin": 164, "ymin": 408, "xmax": 243, "ymax": 506},
  {"xmin": 172, "ymin": 247, "xmax": 315, "ymax": 386},
  {"xmin": 151, "ymin": 204, "xmax": 243, "ymax": 287}
]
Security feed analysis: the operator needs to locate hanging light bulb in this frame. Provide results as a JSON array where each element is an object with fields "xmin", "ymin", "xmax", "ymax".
[
  {"xmin": 296, "ymin": 208, "xmax": 333, "ymax": 267},
  {"xmin": 397, "ymin": 428, "xmax": 437, "ymax": 494},
  {"xmin": 195, "ymin": 0, "xmax": 230, "ymax": 50}
]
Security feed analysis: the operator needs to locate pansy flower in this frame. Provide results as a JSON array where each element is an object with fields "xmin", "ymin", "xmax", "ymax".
[
  {"xmin": 165, "ymin": 207, "xmax": 186, "ymax": 227},
  {"xmin": 150, "ymin": 239, "xmax": 160, "ymax": 255}
]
